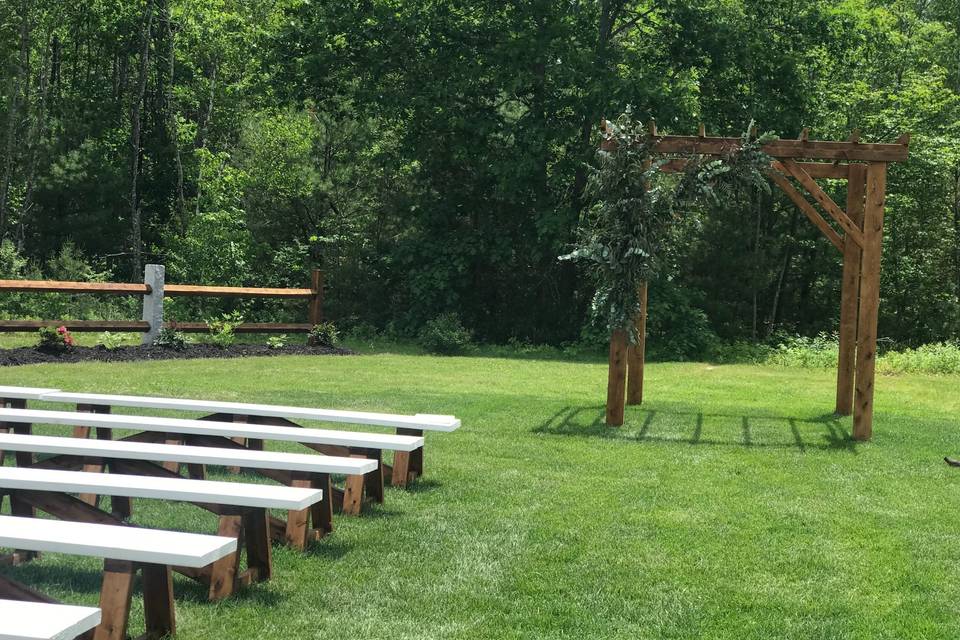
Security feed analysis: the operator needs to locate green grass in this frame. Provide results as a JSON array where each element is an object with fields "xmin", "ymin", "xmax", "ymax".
[{"xmin": 2, "ymin": 349, "xmax": 960, "ymax": 639}]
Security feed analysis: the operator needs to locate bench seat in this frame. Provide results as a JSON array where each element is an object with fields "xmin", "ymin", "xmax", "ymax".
[
  {"xmin": 0, "ymin": 432, "xmax": 376, "ymax": 475},
  {"xmin": 38, "ymin": 391, "xmax": 461, "ymax": 432},
  {"xmin": 0, "ymin": 600, "xmax": 100, "ymax": 640},
  {"xmin": 0, "ymin": 466, "xmax": 323, "ymax": 511},
  {"xmin": 0, "ymin": 407, "xmax": 423, "ymax": 452}
]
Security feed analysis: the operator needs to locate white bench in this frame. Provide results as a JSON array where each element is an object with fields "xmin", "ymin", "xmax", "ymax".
[
  {"xmin": 0, "ymin": 466, "xmax": 323, "ymax": 601},
  {"xmin": 0, "ymin": 407, "xmax": 421, "ymax": 516},
  {"xmin": 35, "ymin": 389, "xmax": 459, "ymax": 487},
  {"xmin": 0, "ymin": 515, "xmax": 236, "ymax": 640},
  {"xmin": 0, "ymin": 432, "xmax": 377, "ymax": 547},
  {"xmin": 38, "ymin": 391, "xmax": 461, "ymax": 431},
  {"xmin": 0, "ymin": 600, "xmax": 100, "ymax": 640}
]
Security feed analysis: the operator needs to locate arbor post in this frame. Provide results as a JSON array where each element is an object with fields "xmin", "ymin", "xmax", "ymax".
[
  {"xmin": 836, "ymin": 164, "xmax": 866, "ymax": 415},
  {"xmin": 853, "ymin": 162, "xmax": 887, "ymax": 440},
  {"xmin": 626, "ymin": 281, "xmax": 648, "ymax": 405},
  {"xmin": 606, "ymin": 329, "xmax": 628, "ymax": 425}
]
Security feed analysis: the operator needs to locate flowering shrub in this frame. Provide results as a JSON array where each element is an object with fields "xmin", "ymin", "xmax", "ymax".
[{"xmin": 37, "ymin": 325, "xmax": 75, "ymax": 352}]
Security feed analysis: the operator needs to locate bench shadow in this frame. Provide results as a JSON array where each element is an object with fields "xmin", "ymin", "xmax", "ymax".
[
  {"xmin": 534, "ymin": 405, "xmax": 857, "ymax": 454},
  {"xmin": 399, "ymin": 478, "xmax": 442, "ymax": 495},
  {"xmin": 0, "ymin": 560, "xmax": 283, "ymax": 606}
]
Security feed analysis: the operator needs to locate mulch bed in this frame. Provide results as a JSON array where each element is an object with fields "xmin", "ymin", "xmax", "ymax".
[{"xmin": 0, "ymin": 344, "xmax": 355, "ymax": 367}]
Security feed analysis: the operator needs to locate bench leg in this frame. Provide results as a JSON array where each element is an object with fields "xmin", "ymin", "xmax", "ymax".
[
  {"xmin": 244, "ymin": 508, "xmax": 272, "ymax": 583},
  {"xmin": 364, "ymin": 450, "xmax": 385, "ymax": 504},
  {"xmin": 342, "ymin": 472, "xmax": 366, "ymax": 516},
  {"xmin": 208, "ymin": 515, "xmax": 243, "ymax": 601},
  {"xmin": 311, "ymin": 473, "xmax": 334, "ymax": 536},
  {"xmin": 9, "ymin": 494, "xmax": 39, "ymax": 562},
  {"xmin": 162, "ymin": 434, "xmax": 183, "ymax": 474},
  {"xmin": 142, "ymin": 563, "xmax": 176, "ymax": 639},
  {"xmin": 285, "ymin": 474, "xmax": 311, "ymax": 550},
  {"xmin": 393, "ymin": 428, "xmax": 425, "ymax": 487},
  {"xmin": 391, "ymin": 452, "xmax": 411, "ymax": 487},
  {"xmin": 94, "ymin": 559, "xmax": 136, "ymax": 640}
]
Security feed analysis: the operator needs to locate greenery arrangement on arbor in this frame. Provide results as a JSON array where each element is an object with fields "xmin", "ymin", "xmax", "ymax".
[{"xmin": 561, "ymin": 112, "xmax": 775, "ymax": 342}]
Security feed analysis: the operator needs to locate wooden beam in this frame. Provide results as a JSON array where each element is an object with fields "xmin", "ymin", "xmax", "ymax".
[
  {"xmin": 648, "ymin": 135, "xmax": 909, "ymax": 162},
  {"xmin": 836, "ymin": 164, "xmax": 866, "ymax": 415},
  {"xmin": 606, "ymin": 329, "xmax": 628, "ymax": 426},
  {"xmin": 163, "ymin": 284, "xmax": 313, "ymax": 298},
  {"xmin": 626, "ymin": 282, "xmax": 648, "ymax": 405},
  {"xmin": 780, "ymin": 160, "xmax": 865, "ymax": 247},
  {"xmin": 771, "ymin": 160, "xmax": 849, "ymax": 180},
  {"xmin": 853, "ymin": 163, "xmax": 887, "ymax": 440},
  {"xmin": 767, "ymin": 171, "xmax": 844, "ymax": 252},
  {"xmin": 0, "ymin": 280, "xmax": 149, "ymax": 295}
]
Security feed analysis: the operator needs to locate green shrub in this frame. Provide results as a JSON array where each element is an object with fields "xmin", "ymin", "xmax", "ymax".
[
  {"xmin": 206, "ymin": 311, "xmax": 244, "ymax": 348},
  {"xmin": 153, "ymin": 325, "xmax": 187, "ymax": 350},
  {"xmin": 419, "ymin": 313, "xmax": 473, "ymax": 355},
  {"xmin": 878, "ymin": 342, "xmax": 960, "ymax": 375},
  {"xmin": 307, "ymin": 322, "xmax": 339, "ymax": 347},
  {"xmin": 37, "ymin": 326, "xmax": 74, "ymax": 353},
  {"xmin": 96, "ymin": 331, "xmax": 124, "ymax": 350},
  {"xmin": 708, "ymin": 340, "xmax": 774, "ymax": 364},
  {"xmin": 267, "ymin": 334, "xmax": 288, "ymax": 349},
  {"xmin": 766, "ymin": 333, "xmax": 839, "ymax": 369}
]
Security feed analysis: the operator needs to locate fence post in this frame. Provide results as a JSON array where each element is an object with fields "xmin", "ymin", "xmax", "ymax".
[
  {"xmin": 141, "ymin": 264, "xmax": 165, "ymax": 345},
  {"xmin": 308, "ymin": 269, "xmax": 324, "ymax": 326}
]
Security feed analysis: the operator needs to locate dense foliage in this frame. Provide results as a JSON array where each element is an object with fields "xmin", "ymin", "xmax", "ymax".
[
  {"xmin": 563, "ymin": 112, "xmax": 773, "ymax": 340},
  {"xmin": 1, "ymin": 0, "xmax": 958, "ymax": 352}
]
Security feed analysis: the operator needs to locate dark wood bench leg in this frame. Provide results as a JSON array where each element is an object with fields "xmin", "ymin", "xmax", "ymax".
[
  {"xmin": 364, "ymin": 449, "xmax": 384, "ymax": 504},
  {"xmin": 9, "ymin": 493, "xmax": 39, "ymax": 562},
  {"xmin": 285, "ymin": 473, "xmax": 312, "ymax": 549},
  {"xmin": 162, "ymin": 434, "xmax": 183, "ymax": 474},
  {"xmin": 342, "ymin": 469, "xmax": 367, "ymax": 517},
  {"xmin": 244, "ymin": 508, "xmax": 272, "ymax": 583},
  {"xmin": 76, "ymin": 405, "xmax": 115, "ymax": 509},
  {"xmin": 311, "ymin": 473, "xmax": 333, "ymax": 536},
  {"xmin": 94, "ymin": 559, "xmax": 136, "ymax": 640},
  {"xmin": 392, "ymin": 428, "xmax": 425, "ymax": 487},
  {"xmin": 142, "ymin": 563, "xmax": 176, "ymax": 639},
  {"xmin": 208, "ymin": 514, "xmax": 243, "ymax": 601}
]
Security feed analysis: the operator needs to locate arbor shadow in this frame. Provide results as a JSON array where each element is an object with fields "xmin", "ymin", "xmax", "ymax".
[{"xmin": 533, "ymin": 405, "xmax": 857, "ymax": 453}]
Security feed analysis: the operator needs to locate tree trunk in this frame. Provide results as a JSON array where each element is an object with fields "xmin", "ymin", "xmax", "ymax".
[
  {"xmin": 129, "ymin": 0, "xmax": 155, "ymax": 275},
  {"xmin": 18, "ymin": 35, "xmax": 51, "ymax": 249},
  {"xmin": 0, "ymin": 0, "xmax": 32, "ymax": 235},
  {"xmin": 160, "ymin": 0, "xmax": 186, "ymax": 234}
]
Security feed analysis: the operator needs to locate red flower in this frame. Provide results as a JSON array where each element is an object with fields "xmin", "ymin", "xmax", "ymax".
[{"xmin": 57, "ymin": 326, "xmax": 67, "ymax": 334}]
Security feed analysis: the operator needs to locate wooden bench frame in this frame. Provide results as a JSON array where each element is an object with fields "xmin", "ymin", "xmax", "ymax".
[
  {"xmin": 0, "ymin": 466, "xmax": 322, "ymax": 601},
  {"xmin": 0, "ymin": 516, "xmax": 236, "ymax": 640}
]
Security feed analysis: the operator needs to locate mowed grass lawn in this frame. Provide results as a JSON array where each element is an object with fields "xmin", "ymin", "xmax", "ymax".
[{"xmin": 2, "ymin": 349, "xmax": 960, "ymax": 639}]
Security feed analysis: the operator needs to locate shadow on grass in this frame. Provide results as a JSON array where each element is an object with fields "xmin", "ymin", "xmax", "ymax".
[
  {"xmin": 398, "ymin": 478, "xmax": 442, "ymax": 495},
  {"xmin": 534, "ymin": 405, "xmax": 857, "ymax": 453},
  {"xmin": 0, "ymin": 559, "xmax": 283, "ymax": 606}
]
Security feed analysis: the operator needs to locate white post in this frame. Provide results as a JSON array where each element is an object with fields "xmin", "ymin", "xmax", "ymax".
[{"xmin": 141, "ymin": 264, "xmax": 165, "ymax": 345}]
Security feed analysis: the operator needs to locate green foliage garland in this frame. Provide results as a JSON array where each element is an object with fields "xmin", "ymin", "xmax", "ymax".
[{"xmin": 561, "ymin": 112, "xmax": 775, "ymax": 342}]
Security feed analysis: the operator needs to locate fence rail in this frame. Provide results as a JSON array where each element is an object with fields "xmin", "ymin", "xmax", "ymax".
[{"xmin": 0, "ymin": 265, "xmax": 324, "ymax": 343}]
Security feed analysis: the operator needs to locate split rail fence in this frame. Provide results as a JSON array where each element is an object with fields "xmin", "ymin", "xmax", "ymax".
[{"xmin": 0, "ymin": 264, "xmax": 324, "ymax": 344}]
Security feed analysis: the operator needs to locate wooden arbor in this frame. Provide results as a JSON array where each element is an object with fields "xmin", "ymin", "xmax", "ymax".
[{"xmin": 603, "ymin": 123, "xmax": 910, "ymax": 441}]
